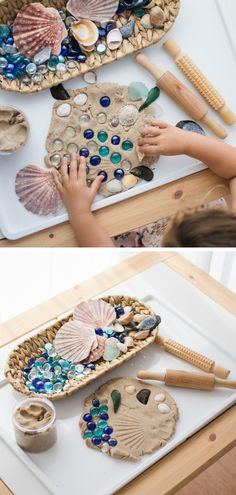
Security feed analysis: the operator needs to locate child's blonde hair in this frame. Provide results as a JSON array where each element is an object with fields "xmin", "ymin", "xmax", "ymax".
[{"xmin": 163, "ymin": 207, "xmax": 236, "ymax": 247}]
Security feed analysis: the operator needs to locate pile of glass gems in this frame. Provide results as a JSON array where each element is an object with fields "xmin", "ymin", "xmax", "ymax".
[{"xmin": 82, "ymin": 398, "xmax": 118, "ymax": 452}]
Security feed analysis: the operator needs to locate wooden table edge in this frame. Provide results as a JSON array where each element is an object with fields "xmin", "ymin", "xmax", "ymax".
[{"xmin": 0, "ymin": 252, "xmax": 235, "ymax": 495}]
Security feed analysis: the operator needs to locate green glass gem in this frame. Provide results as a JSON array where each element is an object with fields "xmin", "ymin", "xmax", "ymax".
[
  {"xmin": 84, "ymin": 430, "xmax": 93, "ymax": 439},
  {"xmin": 111, "ymin": 389, "xmax": 121, "ymax": 413},
  {"xmin": 94, "ymin": 428, "xmax": 103, "ymax": 438},
  {"xmin": 99, "ymin": 404, "xmax": 108, "ymax": 413},
  {"xmin": 122, "ymin": 140, "xmax": 133, "ymax": 151},
  {"xmin": 58, "ymin": 55, "xmax": 65, "ymax": 63},
  {"xmin": 98, "ymin": 420, "xmax": 108, "ymax": 429},
  {"xmin": 110, "ymin": 152, "xmax": 121, "ymax": 164},
  {"xmin": 99, "ymin": 145, "xmax": 109, "ymax": 157},
  {"xmin": 98, "ymin": 131, "xmax": 108, "ymax": 143},
  {"xmin": 134, "ymin": 8, "xmax": 145, "ymax": 17},
  {"xmin": 128, "ymin": 81, "xmax": 149, "ymax": 101},
  {"xmin": 90, "ymin": 407, "xmax": 100, "ymax": 416}
]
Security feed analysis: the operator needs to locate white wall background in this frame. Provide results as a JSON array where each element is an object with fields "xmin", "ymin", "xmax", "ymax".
[{"xmin": 0, "ymin": 250, "xmax": 235, "ymax": 323}]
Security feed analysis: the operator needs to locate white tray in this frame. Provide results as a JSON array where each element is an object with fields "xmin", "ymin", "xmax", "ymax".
[
  {"xmin": 0, "ymin": 262, "xmax": 236, "ymax": 495},
  {"xmin": 0, "ymin": 0, "xmax": 236, "ymax": 239}
]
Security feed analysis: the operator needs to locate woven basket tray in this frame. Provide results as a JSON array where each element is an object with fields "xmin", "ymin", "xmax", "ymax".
[
  {"xmin": 0, "ymin": 0, "xmax": 180, "ymax": 93},
  {"xmin": 5, "ymin": 295, "xmax": 158, "ymax": 401}
]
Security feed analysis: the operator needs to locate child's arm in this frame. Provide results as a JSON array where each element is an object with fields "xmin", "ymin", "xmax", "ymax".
[
  {"xmin": 53, "ymin": 153, "xmax": 114, "ymax": 247},
  {"xmin": 138, "ymin": 121, "xmax": 236, "ymax": 179}
]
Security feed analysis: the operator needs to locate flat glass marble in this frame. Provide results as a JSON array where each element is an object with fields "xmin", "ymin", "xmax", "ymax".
[
  {"xmin": 98, "ymin": 131, "xmax": 108, "ymax": 143},
  {"xmin": 111, "ymin": 153, "xmax": 122, "ymax": 164}
]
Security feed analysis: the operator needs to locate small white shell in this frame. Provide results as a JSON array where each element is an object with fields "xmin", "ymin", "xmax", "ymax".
[
  {"xmin": 74, "ymin": 93, "xmax": 88, "ymax": 106},
  {"xmin": 125, "ymin": 385, "xmax": 136, "ymax": 394},
  {"xmin": 125, "ymin": 336, "xmax": 134, "ymax": 347},
  {"xmin": 106, "ymin": 179, "xmax": 122, "ymax": 194},
  {"xmin": 117, "ymin": 312, "xmax": 133, "ymax": 325},
  {"xmin": 107, "ymin": 28, "xmax": 122, "ymax": 50},
  {"xmin": 113, "ymin": 322, "xmax": 124, "ymax": 333},
  {"xmin": 154, "ymin": 393, "xmax": 165, "ymax": 403},
  {"xmin": 118, "ymin": 104, "xmax": 139, "ymax": 127},
  {"xmin": 101, "ymin": 442, "xmax": 110, "ymax": 453},
  {"xmin": 122, "ymin": 174, "xmax": 138, "ymax": 189},
  {"xmin": 71, "ymin": 20, "xmax": 99, "ymax": 47},
  {"xmin": 158, "ymin": 403, "xmax": 171, "ymax": 414},
  {"xmin": 116, "ymin": 342, "xmax": 128, "ymax": 353},
  {"xmin": 56, "ymin": 103, "xmax": 71, "ymax": 117}
]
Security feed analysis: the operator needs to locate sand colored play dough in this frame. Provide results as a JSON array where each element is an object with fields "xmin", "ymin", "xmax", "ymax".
[{"xmin": 0, "ymin": 106, "xmax": 28, "ymax": 153}]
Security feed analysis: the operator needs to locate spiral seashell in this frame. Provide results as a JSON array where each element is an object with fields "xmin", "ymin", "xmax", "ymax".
[
  {"xmin": 15, "ymin": 165, "xmax": 63, "ymax": 216},
  {"xmin": 13, "ymin": 3, "xmax": 67, "ymax": 60},
  {"xmin": 74, "ymin": 299, "xmax": 116, "ymax": 328},
  {"xmin": 54, "ymin": 320, "xmax": 98, "ymax": 363},
  {"xmin": 66, "ymin": 0, "xmax": 119, "ymax": 23}
]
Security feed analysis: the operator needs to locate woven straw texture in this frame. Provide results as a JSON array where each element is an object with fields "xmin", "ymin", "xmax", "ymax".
[
  {"xmin": 0, "ymin": 0, "xmax": 180, "ymax": 93},
  {"xmin": 5, "ymin": 295, "xmax": 157, "ymax": 401}
]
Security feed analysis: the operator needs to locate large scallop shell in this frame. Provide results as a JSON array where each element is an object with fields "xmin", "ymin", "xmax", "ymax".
[
  {"xmin": 54, "ymin": 320, "xmax": 98, "ymax": 363},
  {"xmin": 74, "ymin": 299, "xmax": 116, "ymax": 327},
  {"xmin": 13, "ymin": 3, "xmax": 67, "ymax": 60},
  {"xmin": 82, "ymin": 335, "xmax": 105, "ymax": 363},
  {"xmin": 66, "ymin": 0, "xmax": 119, "ymax": 23},
  {"xmin": 15, "ymin": 165, "xmax": 63, "ymax": 216}
]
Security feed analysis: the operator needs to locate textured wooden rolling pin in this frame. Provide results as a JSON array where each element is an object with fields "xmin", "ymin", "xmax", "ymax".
[
  {"xmin": 136, "ymin": 53, "xmax": 227, "ymax": 139},
  {"xmin": 164, "ymin": 39, "xmax": 236, "ymax": 126},
  {"xmin": 155, "ymin": 335, "xmax": 230, "ymax": 379},
  {"xmin": 137, "ymin": 369, "xmax": 236, "ymax": 390}
]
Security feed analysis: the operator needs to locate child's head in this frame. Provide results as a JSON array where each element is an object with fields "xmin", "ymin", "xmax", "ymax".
[{"xmin": 162, "ymin": 207, "xmax": 236, "ymax": 247}]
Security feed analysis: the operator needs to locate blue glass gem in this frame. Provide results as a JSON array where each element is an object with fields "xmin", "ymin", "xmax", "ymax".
[
  {"xmin": 84, "ymin": 129, "xmax": 94, "ymax": 140},
  {"xmin": 77, "ymin": 54, "xmax": 87, "ymax": 63},
  {"xmin": 90, "ymin": 155, "xmax": 101, "ymax": 166},
  {"xmin": 67, "ymin": 51, "xmax": 78, "ymax": 60},
  {"xmin": 106, "ymin": 22, "xmax": 116, "ymax": 34},
  {"xmin": 6, "ymin": 37, "xmax": 14, "ymax": 45},
  {"xmin": 114, "ymin": 168, "xmax": 125, "ymax": 180},
  {"xmin": 104, "ymin": 426, "xmax": 113, "ymax": 435},
  {"xmin": 100, "ymin": 412, "xmax": 109, "ymax": 421},
  {"xmin": 87, "ymin": 421, "xmax": 96, "ymax": 431},
  {"xmin": 98, "ymin": 27, "xmax": 106, "ymax": 37},
  {"xmin": 42, "ymin": 352, "xmax": 48, "ymax": 360},
  {"xmin": 83, "ymin": 413, "xmax": 93, "ymax": 422},
  {"xmin": 80, "ymin": 147, "xmax": 89, "ymax": 158},
  {"xmin": 32, "ymin": 378, "xmax": 40, "ymax": 386},
  {"xmin": 116, "ymin": 3, "xmax": 125, "ymax": 14},
  {"xmin": 111, "ymin": 135, "xmax": 120, "ymax": 145},
  {"xmin": 95, "ymin": 328, "xmax": 104, "ymax": 336},
  {"xmin": 28, "ymin": 358, "xmax": 35, "ymax": 366},
  {"xmin": 24, "ymin": 367, "xmax": 31, "ymax": 374},
  {"xmin": 0, "ymin": 26, "xmax": 11, "ymax": 40},
  {"xmin": 60, "ymin": 45, "xmax": 68, "ymax": 56},
  {"xmin": 100, "ymin": 96, "xmax": 111, "ymax": 108},
  {"xmin": 119, "ymin": 334, "xmax": 125, "ymax": 343},
  {"xmin": 6, "ymin": 63, "xmax": 15, "ymax": 71},
  {"xmin": 92, "ymin": 399, "xmax": 100, "ymax": 407},
  {"xmin": 98, "ymin": 171, "xmax": 108, "ymax": 182},
  {"xmin": 86, "ymin": 363, "xmax": 95, "ymax": 370},
  {"xmin": 115, "ymin": 306, "xmax": 125, "ymax": 317},
  {"xmin": 101, "ymin": 433, "xmax": 110, "ymax": 442},
  {"xmin": 108, "ymin": 438, "xmax": 118, "ymax": 447},
  {"xmin": 35, "ymin": 381, "xmax": 45, "ymax": 391},
  {"xmin": 92, "ymin": 437, "xmax": 101, "ymax": 446}
]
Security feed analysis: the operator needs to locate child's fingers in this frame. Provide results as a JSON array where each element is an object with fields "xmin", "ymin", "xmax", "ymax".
[
  {"xmin": 138, "ymin": 145, "xmax": 160, "ymax": 156},
  {"xmin": 140, "ymin": 126, "xmax": 162, "ymax": 137},
  {"xmin": 60, "ymin": 156, "xmax": 69, "ymax": 182},
  {"xmin": 69, "ymin": 152, "xmax": 78, "ymax": 180},
  {"xmin": 90, "ymin": 175, "xmax": 103, "ymax": 196},
  {"xmin": 150, "ymin": 120, "xmax": 170, "ymax": 129},
  {"xmin": 51, "ymin": 168, "xmax": 63, "ymax": 192},
  {"xmin": 138, "ymin": 137, "xmax": 160, "ymax": 146},
  {"xmin": 78, "ymin": 156, "xmax": 87, "ymax": 184}
]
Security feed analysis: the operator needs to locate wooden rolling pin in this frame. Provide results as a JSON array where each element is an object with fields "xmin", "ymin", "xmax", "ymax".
[
  {"xmin": 136, "ymin": 53, "xmax": 227, "ymax": 139},
  {"xmin": 164, "ymin": 39, "xmax": 236, "ymax": 126},
  {"xmin": 156, "ymin": 335, "xmax": 230, "ymax": 379},
  {"xmin": 138, "ymin": 369, "xmax": 236, "ymax": 390}
]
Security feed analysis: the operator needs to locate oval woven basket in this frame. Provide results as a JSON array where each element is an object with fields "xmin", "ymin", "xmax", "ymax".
[
  {"xmin": 5, "ymin": 295, "xmax": 158, "ymax": 401},
  {"xmin": 0, "ymin": 0, "xmax": 181, "ymax": 93}
]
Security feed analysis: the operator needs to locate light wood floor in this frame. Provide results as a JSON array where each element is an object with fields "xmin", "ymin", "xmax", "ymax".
[{"xmin": 177, "ymin": 447, "xmax": 236, "ymax": 495}]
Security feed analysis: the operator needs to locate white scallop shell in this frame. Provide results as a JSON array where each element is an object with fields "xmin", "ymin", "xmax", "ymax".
[
  {"xmin": 67, "ymin": 0, "xmax": 119, "ymax": 23},
  {"xmin": 74, "ymin": 299, "xmax": 116, "ymax": 327},
  {"xmin": 54, "ymin": 320, "xmax": 97, "ymax": 363},
  {"xmin": 15, "ymin": 165, "xmax": 63, "ymax": 216},
  {"xmin": 107, "ymin": 29, "xmax": 122, "ymax": 50}
]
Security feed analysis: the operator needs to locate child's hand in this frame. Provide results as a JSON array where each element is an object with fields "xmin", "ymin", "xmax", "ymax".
[
  {"xmin": 138, "ymin": 121, "xmax": 191, "ymax": 156},
  {"xmin": 53, "ymin": 153, "xmax": 103, "ymax": 218}
]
